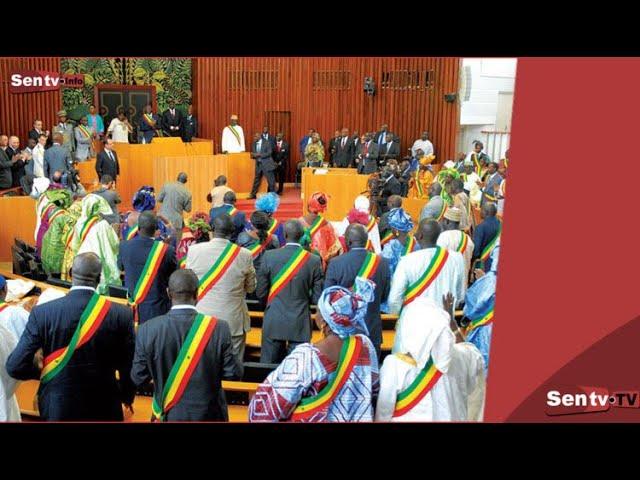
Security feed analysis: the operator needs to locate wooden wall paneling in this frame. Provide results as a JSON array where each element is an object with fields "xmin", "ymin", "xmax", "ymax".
[{"xmin": 0, "ymin": 196, "xmax": 37, "ymax": 262}]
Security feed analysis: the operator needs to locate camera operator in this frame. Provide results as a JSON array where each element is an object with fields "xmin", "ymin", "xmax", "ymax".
[{"xmin": 376, "ymin": 166, "xmax": 402, "ymax": 215}]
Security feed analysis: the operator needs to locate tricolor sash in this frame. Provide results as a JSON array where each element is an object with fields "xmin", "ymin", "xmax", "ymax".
[
  {"xmin": 456, "ymin": 232, "xmax": 469, "ymax": 253},
  {"xmin": 392, "ymin": 356, "xmax": 442, "ymax": 418},
  {"xmin": 228, "ymin": 125, "xmax": 242, "ymax": 145},
  {"xmin": 77, "ymin": 124, "xmax": 92, "ymax": 139},
  {"xmin": 248, "ymin": 234, "xmax": 273, "ymax": 259},
  {"xmin": 479, "ymin": 227, "xmax": 501, "ymax": 262},
  {"xmin": 267, "ymin": 247, "xmax": 312, "ymax": 304},
  {"xmin": 142, "ymin": 113, "xmax": 156, "ymax": 127},
  {"xmin": 435, "ymin": 201, "xmax": 447, "ymax": 222},
  {"xmin": 354, "ymin": 252, "xmax": 380, "ymax": 291},
  {"xmin": 307, "ymin": 214, "xmax": 328, "ymax": 240},
  {"xmin": 364, "ymin": 217, "xmax": 377, "ymax": 251},
  {"xmin": 466, "ymin": 304, "xmax": 494, "ymax": 333},
  {"xmin": 402, "ymin": 235, "xmax": 417, "ymax": 257},
  {"xmin": 151, "ymin": 314, "xmax": 218, "ymax": 421},
  {"xmin": 178, "ymin": 256, "xmax": 187, "ymax": 269},
  {"xmin": 472, "ymin": 153, "xmax": 482, "ymax": 176},
  {"xmin": 129, "ymin": 241, "xmax": 170, "ymax": 329},
  {"xmin": 125, "ymin": 225, "xmax": 139, "ymax": 241},
  {"xmin": 0, "ymin": 301, "xmax": 9, "ymax": 314},
  {"xmin": 40, "ymin": 203, "xmax": 56, "ymax": 221},
  {"xmin": 64, "ymin": 229, "xmax": 75, "ymax": 249},
  {"xmin": 267, "ymin": 218, "xmax": 279, "ymax": 236},
  {"xmin": 402, "ymin": 247, "xmax": 449, "ymax": 307},
  {"xmin": 197, "ymin": 242, "xmax": 241, "ymax": 301},
  {"xmin": 227, "ymin": 206, "xmax": 239, "ymax": 218},
  {"xmin": 380, "ymin": 230, "xmax": 394, "ymax": 247},
  {"xmin": 48, "ymin": 207, "xmax": 66, "ymax": 224},
  {"xmin": 415, "ymin": 170, "xmax": 424, "ymax": 197},
  {"xmin": 40, "ymin": 293, "xmax": 111, "ymax": 384},
  {"xmin": 79, "ymin": 216, "xmax": 100, "ymax": 244},
  {"xmin": 291, "ymin": 335, "xmax": 362, "ymax": 421}
]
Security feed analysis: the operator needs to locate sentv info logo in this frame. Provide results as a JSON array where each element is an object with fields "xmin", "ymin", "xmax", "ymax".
[{"xmin": 545, "ymin": 386, "xmax": 640, "ymax": 416}]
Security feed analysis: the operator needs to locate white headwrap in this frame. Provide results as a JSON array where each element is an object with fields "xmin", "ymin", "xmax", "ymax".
[
  {"xmin": 443, "ymin": 160, "xmax": 456, "ymax": 169},
  {"xmin": 392, "ymin": 297, "xmax": 454, "ymax": 373},
  {"xmin": 354, "ymin": 195, "xmax": 370, "ymax": 214}
]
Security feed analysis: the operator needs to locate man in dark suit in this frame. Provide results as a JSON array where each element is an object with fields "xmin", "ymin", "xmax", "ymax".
[
  {"xmin": 333, "ymin": 127, "xmax": 354, "ymax": 168},
  {"xmin": 0, "ymin": 144, "xmax": 14, "ymax": 189},
  {"xmin": 118, "ymin": 211, "xmax": 178, "ymax": 325},
  {"xmin": 209, "ymin": 191, "xmax": 246, "ymax": 243},
  {"xmin": 378, "ymin": 132, "xmax": 400, "ymax": 168},
  {"xmin": 257, "ymin": 219, "xmax": 324, "ymax": 363},
  {"xmin": 324, "ymin": 224, "xmax": 390, "ymax": 358},
  {"xmin": 95, "ymin": 138, "xmax": 120, "ymax": 183},
  {"xmin": 298, "ymin": 128, "xmax": 315, "ymax": 159},
  {"xmin": 248, "ymin": 131, "xmax": 276, "ymax": 199},
  {"xmin": 131, "ymin": 269, "xmax": 242, "ymax": 421},
  {"xmin": 472, "ymin": 202, "xmax": 501, "ymax": 272},
  {"xmin": 261, "ymin": 126, "xmax": 277, "ymax": 150},
  {"xmin": 183, "ymin": 104, "xmax": 198, "ymax": 142},
  {"xmin": 375, "ymin": 124, "xmax": 391, "ymax": 146},
  {"xmin": 273, "ymin": 132, "xmax": 289, "ymax": 195},
  {"xmin": 43, "ymin": 133, "xmax": 73, "ymax": 180},
  {"xmin": 28, "ymin": 119, "xmax": 51, "ymax": 147},
  {"xmin": 6, "ymin": 253, "xmax": 135, "ymax": 421},
  {"xmin": 355, "ymin": 133, "xmax": 379, "ymax": 175},
  {"xmin": 351, "ymin": 131, "xmax": 361, "ymax": 165},
  {"xmin": 161, "ymin": 100, "xmax": 184, "ymax": 138},
  {"xmin": 328, "ymin": 130, "xmax": 341, "ymax": 167}
]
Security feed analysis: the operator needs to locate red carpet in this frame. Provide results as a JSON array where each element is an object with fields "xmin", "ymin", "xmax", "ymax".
[{"xmin": 236, "ymin": 187, "xmax": 303, "ymax": 222}]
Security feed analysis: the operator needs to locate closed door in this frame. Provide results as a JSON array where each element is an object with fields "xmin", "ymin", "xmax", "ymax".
[
  {"xmin": 98, "ymin": 86, "xmax": 155, "ymax": 143},
  {"xmin": 264, "ymin": 111, "xmax": 292, "ymax": 181}
]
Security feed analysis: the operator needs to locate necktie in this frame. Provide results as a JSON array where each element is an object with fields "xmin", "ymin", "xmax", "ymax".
[
  {"xmin": 109, "ymin": 150, "xmax": 114, "ymax": 162},
  {"xmin": 342, "ymin": 137, "xmax": 346, "ymax": 148}
]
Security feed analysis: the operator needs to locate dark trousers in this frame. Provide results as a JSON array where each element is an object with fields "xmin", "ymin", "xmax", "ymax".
[
  {"xmin": 250, "ymin": 162, "xmax": 276, "ymax": 196},
  {"xmin": 276, "ymin": 161, "xmax": 287, "ymax": 193},
  {"xmin": 260, "ymin": 337, "xmax": 304, "ymax": 364}
]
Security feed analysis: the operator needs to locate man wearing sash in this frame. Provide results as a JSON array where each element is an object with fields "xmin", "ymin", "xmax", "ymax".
[
  {"xmin": 437, "ymin": 208, "xmax": 475, "ymax": 282},
  {"xmin": 388, "ymin": 219, "xmax": 466, "ymax": 315},
  {"xmin": 119, "ymin": 212, "xmax": 177, "ymax": 326},
  {"xmin": 376, "ymin": 296, "xmax": 486, "ymax": 421},
  {"xmin": 477, "ymin": 161, "xmax": 503, "ymax": 208},
  {"xmin": 6, "ymin": 253, "xmax": 135, "ymax": 421},
  {"xmin": 324, "ymin": 224, "xmax": 390, "ymax": 359},
  {"xmin": 187, "ymin": 214, "xmax": 256, "ymax": 361},
  {"xmin": 209, "ymin": 191, "xmax": 246, "ymax": 243},
  {"xmin": 131, "ymin": 269, "xmax": 242, "ymax": 421},
  {"xmin": 139, "ymin": 104, "xmax": 160, "ymax": 144},
  {"xmin": 256, "ymin": 220, "xmax": 324, "ymax": 364},
  {"xmin": 74, "ymin": 116, "xmax": 94, "ymax": 162},
  {"xmin": 419, "ymin": 182, "xmax": 446, "ymax": 222},
  {"xmin": 472, "ymin": 203, "xmax": 501, "ymax": 272},
  {"xmin": 335, "ymin": 196, "xmax": 382, "ymax": 254},
  {"xmin": 221, "ymin": 114, "xmax": 245, "ymax": 154}
]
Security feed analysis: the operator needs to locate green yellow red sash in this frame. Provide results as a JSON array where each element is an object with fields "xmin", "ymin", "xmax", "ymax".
[
  {"xmin": 456, "ymin": 232, "xmax": 469, "ymax": 253},
  {"xmin": 79, "ymin": 216, "xmax": 100, "ymax": 244},
  {"xmin": 248, "ymin": 234, "xmax": 273, "ymax": 259},
  {"xmin": 291, "ymin": 335, "xmax": 362, "ymax": 421},
  {"xmin": 197, "ymin": 242, "xmax": 241, "ymax": 301},
  {"xmin": 228, "ymin": 125, "xmax": 242, "ymax": 145},
  {"xmin": 178, "ymin": 256, "xmax": 186, "ymax": 269},
  {"xmin": 364, "ymin": 216, "xmax": 377, "ymax": 251},
  {"xmin": 0, "ymin": 301, "xmax": 9, "ymax": 315},
  {"xmin": 267, "ymin": 218, "xmax": 279, "ymax": 236},
  {"xmin": 307, "ymin": 214, "xmax": 327, "ymax": 239},
  {"xmin": 125, "ymin": 225, "xmax": 139, "ymax": 241},
  {"xmin": 403, "ymin": 247, "xmax": 449, "ymax": 307},
  {"xmin": 77, "ymin": 124, "xmax": 92, "ymax": 139},
  {"xmin": 357, "ymin": 251, "xmax": 380, "ymax": 281},
  {"xmin": 393, "ymin": 356, "xmax": 442, "ymax": 418},
  {"xmin": 415, "ymin": 170, "xmax": 424, "ymax": 197},
  {"xmin": 402, "ymin": 235, "xmax": 417, "ymax": 257},
  {"xmin": 151, "ymin": 314, "xmax": 218, "ymax": 421},
  {"xmin": 472, "ymin": 153, "xmax": 482, "ymax": 176},
  {"xmin": 380, "ymin": 230, "xmax": 394, "ymax": 247},
  {"xmin": 129, "ymin": 241, "xmax": 169, "ymax": 329},
  {"xmin": 268, "ymin": 247, "xmax": 312, "ymax": 304},
  {"xmin": 466, "ymin": 305, "xmax": 494, "ymax": 333},
  {"xmin": 436, "ymin": 201, "xmax": 447, "ymax": 222},
  {"xmin": 479, "ymin": 227, "xmax": 501, "ymax": 262},
  {"xmin": 48, "ymin": 207, "xmax": 66, "ymax": 224},
  {"xmin": 41, "ymin": 293, "xmax": 111, "ymax": 384},
  {"xmin": 143, "ymin": 113, "xmax": 156, "ymax": 127},
  {"xmin": 40, "ymin": 203, "xmax": 56, "ymax": 221},
  {"xmin": 226, "ymin": 206, "xmax": 239, "ymax": 217}
]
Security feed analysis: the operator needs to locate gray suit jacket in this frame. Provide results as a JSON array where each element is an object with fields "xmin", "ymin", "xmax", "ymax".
[
  {"xmin": 420, "ymin": 195, "xmax": 445, "ymax": 221},
  {"xmin": 333, "ymin": 136, "xmax": 354, "ymax": 167},
  {"xmin": 252, "ymin": 139, "xmax": 275, "ymax": 172},
  {"xmin": 356, "ymin": 141, "xmax": 379, "ymax": 174},
  {"xmin": 158, "ymin": 181, "xmax": 193, "ymax": 229},
  {"xmin": 43, "ymin": 144, "xmax": 72, "ymax": 179}
]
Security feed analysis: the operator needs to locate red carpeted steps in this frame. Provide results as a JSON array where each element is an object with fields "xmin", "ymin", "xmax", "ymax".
[{"xmin": 235, "ymin": 187, "xmax": 303, "ymax": 222}]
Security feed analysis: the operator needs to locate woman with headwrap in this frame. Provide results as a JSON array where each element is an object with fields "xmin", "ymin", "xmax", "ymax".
[
  {"xmin": 34, "ymin": 188, "xmax": 72, "ymax": 257},
  {"xmin": 176, "ymin": 212, "xmax": 212, "ymax": 268},
  {"xmin": 299, "ymin": 191, "xmax": 342, "ymax": 270},
  {"xmin": 68, "ymin": 194, "xmax": 121, "ymax": 294},
  {"xmin": 381, "ymin": 207, "xmax": 419, "ymax": 279},
  {"xmin": 249, "ymin": 279, "xmax": 379, "ymax": 422},
  {"xmin": 334, "ymin": 195, "xmax": 381, "ymax": 254},
  {"xmin": 376, "ymin": 296, "xmax": 486, "ymax": 422},
  {"xmin": 410, "ymin": 154, "xmax": 435, "ymax": 199},
  {"xmin": 254, "ymin": 192, "xmax": 285, "ymax": 246},
  {"xmin": 436, "ymin": 165, "xmax": 461, "ymax": 206},
  {"xmin": 121, "ymin": 186, "xmax": 174, "ymax": 243},
  {"xmin": 462, "ymin": 242, "xmax": 500, "ymax": 372},
  {"xmin": 237, "ymin": 210, "xmax": 280, "ymax": 274},
  {"xmin": 59, "ymin": 202, "xmax": 83, "ymax": 281},
  {"xmin": 304, "ymin": 132, "xmax": 325, "ymax": 167},
  {"xmin": 41, "ymin": 198, "xmax": 81, "ymax": 276}
]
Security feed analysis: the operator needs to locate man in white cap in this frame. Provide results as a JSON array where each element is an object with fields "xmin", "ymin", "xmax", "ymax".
[
  {"xmin": 52, "ymin": 110, "xmax": 75, "ymax": 154},
  {"xmin": 436, "ymin": 207, "xmax": 474, "ymax": 282},
  {"xmin": 221, "ymin": 114, "xmax": 245, "ymax": 154},
  {"xmin": 334, "ymin": 195, "xmax": 381, "ymax": 254}
]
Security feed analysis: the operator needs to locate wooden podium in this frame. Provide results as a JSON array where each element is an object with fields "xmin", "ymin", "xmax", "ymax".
[{"xmin": 301, "ymin": 167, "xmax": 369, "ymax": 221}]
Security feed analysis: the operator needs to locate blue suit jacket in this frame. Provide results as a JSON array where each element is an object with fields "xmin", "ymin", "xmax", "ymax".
[
  {"xmin": 472, "ymin": 216, "xmax": 501, "ymax": 271},
  {"xmin": 324, "ymin": 248, "xmax": 390, "ymax": 351},
  {"xmin": 43, "ymin": 144, "xmax": 72, "ymax": 179},
  {"xmin": 209, "ymin": 204, "xmax": 246, "ymax": 243},
  {"xmin": 118, "ymin": 236, "xmax": 177, "ymax": 325},
  {"xmin": 5, "ymin": 288, "xmax": 135, "ymax": 421}
]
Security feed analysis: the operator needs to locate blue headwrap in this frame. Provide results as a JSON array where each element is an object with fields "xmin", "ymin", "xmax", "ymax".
[
  {"xmin": 0, "ymin": 275, "xmax": 6, "ymax": 290},
  {"xmin": 132, "ymin": 186, "xmax": 156, "ymax": 212},
  {"xmin": 388, "ymin": 207, "xmax": 414, "ymax": 232},
  {"xmin": 255, "ymin": 192, "xmax": 280, "ymax": 214},
  {"xmin": 317, "ymin": 278, "xmax": 375, "ymax": 339}
]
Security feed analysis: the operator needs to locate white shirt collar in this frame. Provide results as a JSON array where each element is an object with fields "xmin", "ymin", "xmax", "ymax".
[
  {"xmin": 69, "ymin": 286, "xmax": 96, "ymax": 293},
  {"xmin": 285, "ymin": 242, "xmax": 302, "ymax": 247},
  {"xmin": 171, "ymin": 305, "xmax": 198, "ymax": 311},
  {"xmin": 351, "ymin": 247, "xmax": 367, "ymax": 250}
]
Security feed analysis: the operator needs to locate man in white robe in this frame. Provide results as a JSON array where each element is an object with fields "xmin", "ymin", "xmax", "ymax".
[
  {"xmin": 462, "ymin": 160, "xmax": 482, "ymax": 206},
  {"xmin": 411, "ymin": 131, "xmax": 434, "ymax": 157},
  {"xmin": 437, "ymin": 208, "xmax": 474, "ymax": 282},
  {"xmin": 375, "ymin": 296, "xmax": 485, "ymax": 422},
  {"xmin": 221, "ymin": 114, "xmax": 246, "ymax": 153},
  {"xmin": 0, "ymin": 275, "xmax": 29, "ymax": 341},
  {"xmin": 388, "ymin": 219, "xmax": 466, "ymax": 314}
]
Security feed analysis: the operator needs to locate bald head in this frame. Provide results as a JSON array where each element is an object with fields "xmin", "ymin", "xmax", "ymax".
[
  {"xmin": 167, "ymin": 269, "xmax": 199, "ymax": 305},
  {"xmin": 71, "ymin": 252, "xmax": 102, "ymax": 287},
  {"xmin": 387, "ymin": 194, "xmax": 402, "ymax": 209},
  {"xmin": 284, "ymin": 219, "xmax": 304, "ymax": 243},
  {"xmin": 416, "ymin": 219, "xmax": 441, "ymax": 248},
  {"xmin": 345, "ymin": 223, "xmax": 368, "ymax": 249},
  {"xmin": 429, "ymin": 183, "xmax": 442, "ymax": 197},
  {"xmin": 212, "ymin": 213, "xmax": 234, "ymax": 239},
  {"xmin": 177, "ymin": 172, "xmax": 188, "ymax": 184},
  {"xmin": 481, "ymin": 202, "xmax": 497, "ymax": 219}
]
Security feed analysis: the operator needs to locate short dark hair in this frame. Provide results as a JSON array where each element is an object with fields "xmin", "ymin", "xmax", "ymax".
[
  {"xmin": 215, "ymin": 175, "xmax": 227, "ymax": 186},
  {"xmin": 100, "ymin": 174, "xmax": 113, "ymax": 184},
  {"xmin": 177, "ymin": 172, "xmax": 188, "ymax": 183},
  {"xmin": 223, "ymin": 191, "xmax": 236, "ymax": 204},
  {"xmin": 38, "ymin": 133, "xmax": 47, "ymax": 140},
  {"xmin": 138, "ymin": 211, "xmax": 158, "ymax": 236}
]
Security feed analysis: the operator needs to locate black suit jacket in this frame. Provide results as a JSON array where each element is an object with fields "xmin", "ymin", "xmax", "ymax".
[
  {"xmin": 261, "ymin": 133, "xmax": 277, "ymax": 150},
  {"xmin": 131, "ymin": 307, "xmax": 242, "ymax": 421},
  {"xmin": 375, "ymin": 130, "xmax": 391, "ymax": 145},
  {"xmin": 209, "ymin": 205, "xmax": 246, "ymax": 243},
  {"xmin": 379, "ymin": 141, "xmax": 400, "ymax": 166},
  {"xmin": 6, "ymin": 147, "xmax": 25, "ymax": 187},
  {"xmin": 333, "ymin": 136, "xmax": 354, "ymax": 167},
  {"xmin": 324, "ymin": 249, "xmax": 390, "ymax": 349},
  {"xmin": 6, "ymin": 289, "xmax": 135, "ymax": 421},
  {"xmin": 96, "ymin": 149, "xmax": 120, "ymax": 180},
  {"xmin": 183, "ymin": 115, "xmax": 198, "ymax": 141},
  {"xmin": 252, "ymin": 139, "xmax": 276, "ymax": 172},
  {"xmin": 257, "ymin": 245, "xmax": 324, "ymax": 342},
  {"xmin": 356, "ymin": 141, "xmax": 379, "ymax": 174},
  {"xmin": 0, "ymin": 148, "xmax": 12, "ymax": 189},
  {"xmin": 273, "ymin": 140, "xmax": 289, "ymax": 166},
  {"xmin": 118, "ymin": 236, "xmax": 178, "ymax": 325},
  {"xmin": 162, "ymin": 109, "xmax": 184, "ymax": 136}
]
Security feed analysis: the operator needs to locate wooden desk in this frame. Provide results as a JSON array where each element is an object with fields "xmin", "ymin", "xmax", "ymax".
[
  {"xmin": 0, "ymin": 196, "xmax": 37, "ymax": 262},
  {"xmin": 301, "ymin": 168, "xmax": 369, "ymax": 221}
]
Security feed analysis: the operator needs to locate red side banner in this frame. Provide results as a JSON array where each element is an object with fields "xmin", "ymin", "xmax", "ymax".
[{"xmin": 9, "ymin": 70, "xmax": 84, "ymax": 93}]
